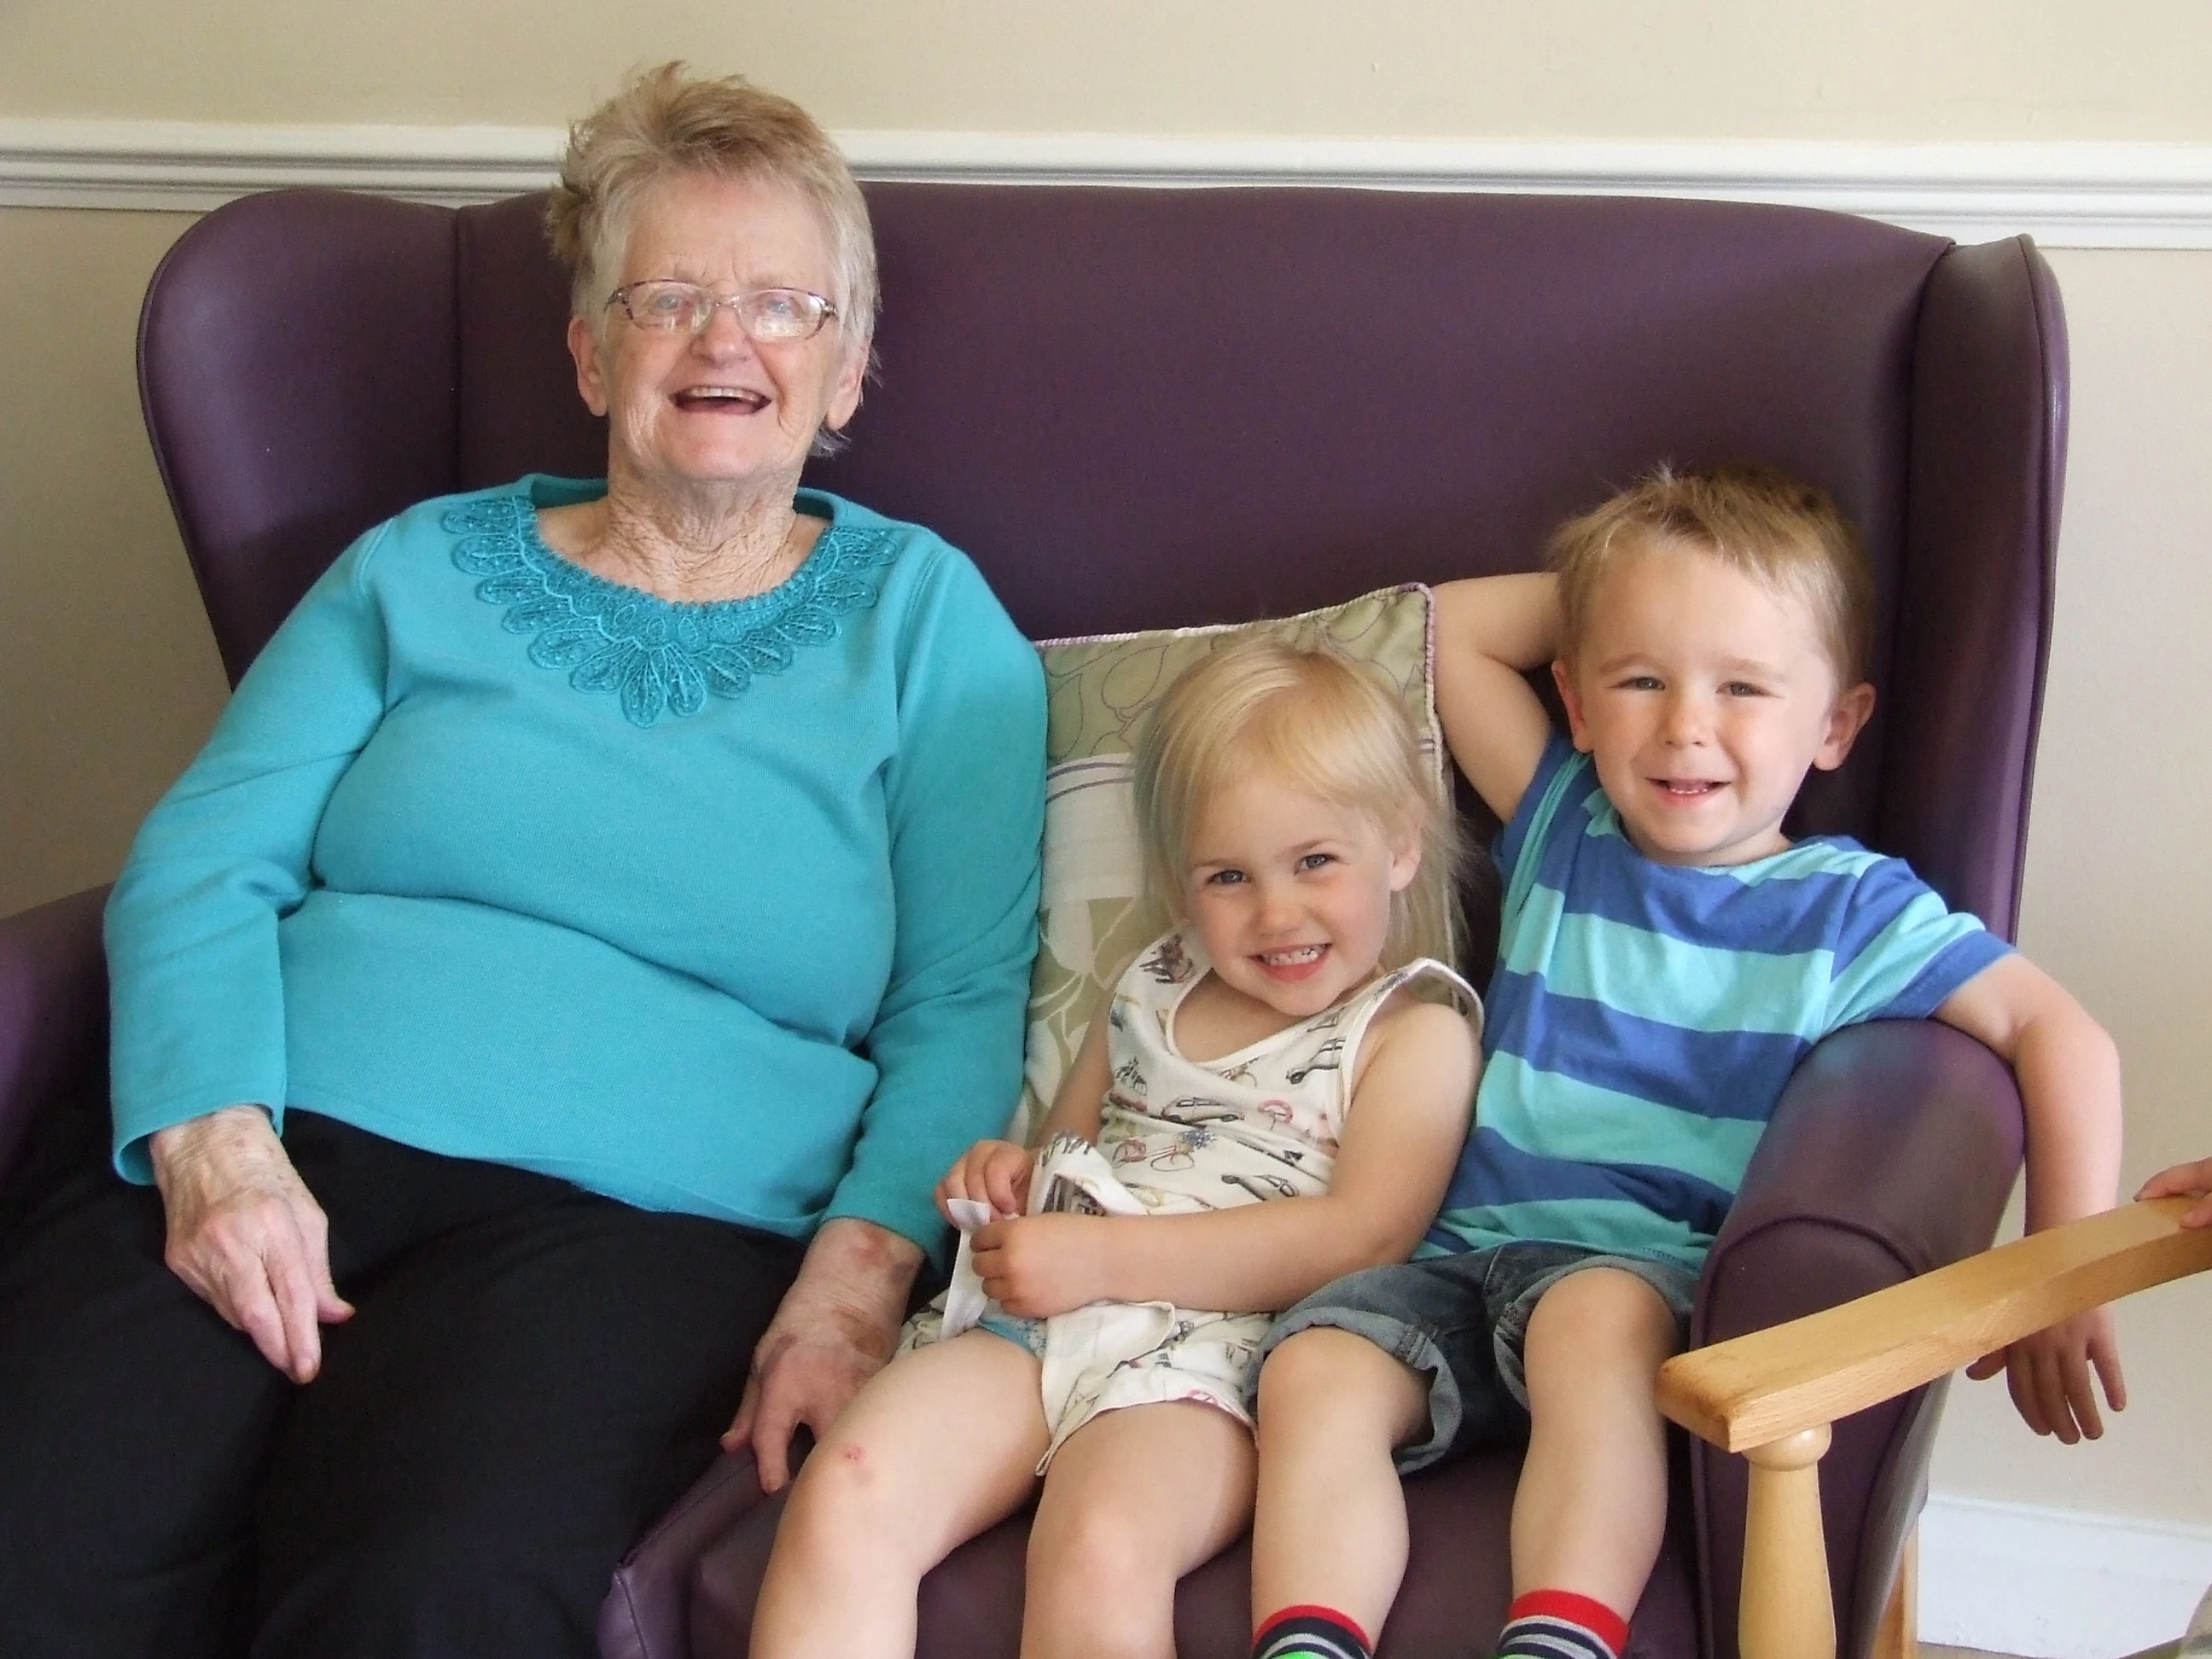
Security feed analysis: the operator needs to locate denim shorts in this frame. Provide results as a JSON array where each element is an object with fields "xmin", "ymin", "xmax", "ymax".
[{"xmin": 1254, "ymin": 1242, "xmax": 1699, "ymax": 1473}]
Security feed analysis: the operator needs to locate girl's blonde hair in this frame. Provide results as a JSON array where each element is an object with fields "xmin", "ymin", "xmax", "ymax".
[{"xmin": 1132, "ymin": 637, "xmax": 1467, "ymax": 972}]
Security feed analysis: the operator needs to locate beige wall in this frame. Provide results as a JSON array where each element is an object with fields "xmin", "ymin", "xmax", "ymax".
[
  {"xmin": 0, "ymin": 208, "xmax": 223, "ymax": 917},
  {"xmin": 3, "ymin": 0, "xmax": 2212, "ymax": 139},
  {"xmin": 3, "ymin": 0, "xmax": 2209, "ymax": 1548},
  {"xmin": 1934, "ymin": 247, "xmax": 2212, "ymax": 1526}
]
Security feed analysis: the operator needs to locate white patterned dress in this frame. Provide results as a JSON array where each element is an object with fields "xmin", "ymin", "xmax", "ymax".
[{"xmin": 914, "ymin": 926, "xmax": 1481, "ymax": 1469}]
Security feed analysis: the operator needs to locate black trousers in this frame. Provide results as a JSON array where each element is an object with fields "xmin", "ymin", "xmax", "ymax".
[{"xmin": 0, "ymin": 1089, "xmax": 805, "ymax": 1659}]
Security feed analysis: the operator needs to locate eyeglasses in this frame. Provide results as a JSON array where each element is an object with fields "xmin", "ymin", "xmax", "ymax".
[{"xmin": 603, "ymin": 281, "xmax": 840, "ymax": 343}]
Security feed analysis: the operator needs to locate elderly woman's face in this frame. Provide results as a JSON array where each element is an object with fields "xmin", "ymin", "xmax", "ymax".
[{"xmin": 568, "ymin": 172, "xmax": 865, "ymax": 498}]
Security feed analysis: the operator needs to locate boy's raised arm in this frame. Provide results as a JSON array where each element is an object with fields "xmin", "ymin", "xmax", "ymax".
[
  {"xmin": 1934, "ymin": 953, "xmax": 2128, "ymax": 1442},
  {"xmin": 1431, "ymin": 574, "xmax": 1565, "ymax": 824}
]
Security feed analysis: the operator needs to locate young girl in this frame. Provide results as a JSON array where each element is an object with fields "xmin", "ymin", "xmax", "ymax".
[{"xmin": 748, "ymin": 637, "xmax": 1484, "ymax": 1659}]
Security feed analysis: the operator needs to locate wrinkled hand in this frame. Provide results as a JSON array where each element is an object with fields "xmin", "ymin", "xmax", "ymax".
[
  {"xmin": 722, "ymin": 1218, "xmax": 920, "ymax": 1492},
  {"xmin": 969, "ymin": 1213, "xmax": 1112, "ymax": 1318},
  {"xmin": 1966, "ymin": 1305, "xmax": 2125, "ymax": 1443},
  {"xmin": 2139, "ymin": 1157, "xmax": 2212, "ymax": 1228},
  {"xmin": 937, "ymin": 1138, "xmax": 1033, "ymax": 1222},
  {"xmin": 149, "ymin": 1104, "xmax": 353, "ymax": 1383}
]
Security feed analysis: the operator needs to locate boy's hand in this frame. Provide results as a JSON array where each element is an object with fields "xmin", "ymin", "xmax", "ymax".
[
  {"xmin": 969, "ymin": 1214, "xmax": 1110, "ymax": 1318},
  {"xmin": 1967, "ymin": 1306, "xmax": 2126, "ymax": 1443},
  {"xmin": 937, "ymin": 1138, "xmax": 1033, "ymax": 1223},
  {"xmin": 2137, "ymin": 1157, "xmax": 2212, "ymax": 1228}
]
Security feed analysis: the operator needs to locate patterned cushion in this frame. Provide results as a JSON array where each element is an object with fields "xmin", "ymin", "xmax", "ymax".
[{"xmin": 1014, "ymin": 584, "xmax": 1444, "ymax": 1141}]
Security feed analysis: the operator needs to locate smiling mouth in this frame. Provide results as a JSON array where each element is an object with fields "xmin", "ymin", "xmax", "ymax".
[
  {"xmin": 1655, "ymin": 778, "xmax": 1725, "ymax": 799},
  {"xmin": 671, "ymin": 387, "xmax": 767, "ymax": 413},
  {"xmin": 1254, "ymin": 944, "xmax": 1329, "ymax": 981}
]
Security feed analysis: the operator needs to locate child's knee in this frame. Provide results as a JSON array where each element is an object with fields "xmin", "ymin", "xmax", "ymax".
[
  {"xmin": 1524, "ymin": 1267, "xmax": 1679, "ymax": 1372},
  {"xmin": 1027, "ymin": 1486, "xmax": 1181, "ymax": 1599},
  {"xmin": 776, "ymin": 1431, "xmax": 903, "ymax": 1548},
  {"xmin": 1258, "ymin": 1325, "xmax": 1424, "ymax": 1443},
  {"xmin": 1260, "ymin": 1326, "xmax": 1369, "ymax": 1412}
]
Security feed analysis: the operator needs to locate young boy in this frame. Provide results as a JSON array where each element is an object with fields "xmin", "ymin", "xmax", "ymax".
[{"xmin": 1243, "ymin": 464, "xmax": 2126, "ymax": 1659}]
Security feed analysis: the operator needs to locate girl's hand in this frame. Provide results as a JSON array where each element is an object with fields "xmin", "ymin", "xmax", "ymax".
[
  {"xmin": 2138, "ymin": 1156, "xmax": 2212, "ymax": 1228},
  {"xmin": 969, "ymin": 1214, "xmax": 1112, "ymax": 1317},
  {"xmin": 937, "ymin": 1138, "xmax": 1033, "ymax": 1222}
]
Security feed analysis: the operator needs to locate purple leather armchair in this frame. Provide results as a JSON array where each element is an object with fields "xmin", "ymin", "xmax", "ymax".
[{"xmin": 0, "ymin": 180, "xmax": 2060, "ymax": 1659}]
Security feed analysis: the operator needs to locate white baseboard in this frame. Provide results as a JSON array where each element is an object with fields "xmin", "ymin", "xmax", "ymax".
[
  {"xmin": 3, "ymin": 119, "xmax": 2212, "ymax": 249},
  {"xmin": 1921, "ymin": 1493, "xmax": 2212, "ymax": 1658}
]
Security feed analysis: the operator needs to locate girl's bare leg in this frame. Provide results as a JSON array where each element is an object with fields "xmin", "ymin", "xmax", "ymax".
[
  {"xmin": 1021, "ymin": 1400, "xmax": 1257, "ymax": 1659},
  {"xmin": 749, "ymin": 1330, "xmax": 1050, "ymax": 1659},
  {"xmin": 1250, "ymin": 1327, "xmax": 1430, "ymax": 1642},
  {"xmin": 1510, "ymin": 1267, "xmax": 1680, "ymax": 1613}
]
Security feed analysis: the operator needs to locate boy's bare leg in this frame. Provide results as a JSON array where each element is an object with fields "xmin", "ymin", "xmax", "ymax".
[
  {"xmin": 1250, "ymin": 1327, "xmax": 1432, "ymax": 1642},
  {"xmin": 1511, "ymin": 1268, "xmax": 1681, "ymax": 1614},
  {"xmin": 1022, "ymin": 1399, "xmax": 1257, "ymax": 1659},
  {"xmin": 748, "ymin": 1330, "xmax": 1050, "ymax": 1659}
]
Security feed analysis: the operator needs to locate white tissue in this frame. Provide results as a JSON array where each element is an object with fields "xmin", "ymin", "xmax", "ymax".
[{"xmin": 940, "ymin": 1197, "xmax": 995, "ymax": 1338}]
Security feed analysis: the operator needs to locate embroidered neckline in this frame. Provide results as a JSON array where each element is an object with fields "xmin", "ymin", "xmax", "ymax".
[{"xmin": 445, "ymin": 489, "xmax": 900, "ymax": 726}]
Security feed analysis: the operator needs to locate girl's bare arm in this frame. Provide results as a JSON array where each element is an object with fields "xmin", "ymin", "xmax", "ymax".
[{"xmin": 970, "ymin": 1000, "xmax": 1478, "ymax": 1317}]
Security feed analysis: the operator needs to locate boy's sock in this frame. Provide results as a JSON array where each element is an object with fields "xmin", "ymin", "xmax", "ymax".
[
  {"xmin": 1493, "ymin": 1588, "xmax": 1629, "ymax": 1659},
  {"xmin": 1250, "ymin": 1604, "xmax": 1373, "ymax": 1659}
]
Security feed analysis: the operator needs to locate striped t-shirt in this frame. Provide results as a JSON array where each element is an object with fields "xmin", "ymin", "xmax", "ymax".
[{"xmin": 1423, "ymin": 736, "xmax": 2011, "ymax": 1272}]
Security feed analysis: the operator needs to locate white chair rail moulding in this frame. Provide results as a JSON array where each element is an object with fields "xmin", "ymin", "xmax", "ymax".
[{"xmin": 5, "ymin": 119, "xmax": 2212, "ymax": 249}]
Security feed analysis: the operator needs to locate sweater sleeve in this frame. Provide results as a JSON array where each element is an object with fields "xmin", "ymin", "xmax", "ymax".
[
  {"xmin": 105, "ymin": 527, "xmax": 393, "ymax": 1180},
  {"xmin": 818, "ymin": 551, "xmax": 1045, "ymax": 1256}
]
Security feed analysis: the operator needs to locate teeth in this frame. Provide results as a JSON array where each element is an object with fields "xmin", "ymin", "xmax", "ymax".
[{"xmin": 1260, "ymin": 945, "xmax": 1324, "ymax": 966}]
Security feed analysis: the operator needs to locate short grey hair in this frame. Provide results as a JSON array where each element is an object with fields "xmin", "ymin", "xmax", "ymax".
[{"xmin": 546, "ymin": 62, "xmax": 877, "ymax": 352}]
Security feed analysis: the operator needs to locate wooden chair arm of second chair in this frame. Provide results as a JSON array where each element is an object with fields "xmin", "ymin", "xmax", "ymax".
[{"xmin": 1658, "ymin": 1198, "xmax": 2212, "ymax": 1659}]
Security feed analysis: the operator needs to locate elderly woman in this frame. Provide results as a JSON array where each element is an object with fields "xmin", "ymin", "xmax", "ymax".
[{"xmin": 0, "ymin": 65, "xmax": 1042, "ymax": 1659}]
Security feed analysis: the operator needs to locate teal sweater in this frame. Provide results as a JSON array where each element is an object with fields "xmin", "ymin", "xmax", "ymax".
[{"xmin": 106, "ymin": 476, "xmax": 1045, "ymax": 1252}]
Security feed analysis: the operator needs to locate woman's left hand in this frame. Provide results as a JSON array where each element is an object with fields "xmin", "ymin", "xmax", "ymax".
[{"xmin": 723, "ymin": 1217, "xmax": 923, "ymax": 1492}]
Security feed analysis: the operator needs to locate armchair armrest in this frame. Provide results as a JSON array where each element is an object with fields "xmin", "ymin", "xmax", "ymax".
[
  {"xmin": 0, "ymin": 885, "xmax": 111, "ymax": 1187},
  {"xmin": 1662, "ymin": 1197, "xmax": 2212, "ymax": 1452},
  {"xmin": 1659, "ymin": 1202, "xmax": 2212, "ymax": 1659},
  {"xmin": 1686, "ymin": 1018, "xmax": 2025, "ymax": 1659},
  {"xmin": 1698, "ymin": 1019, "xmax": 2026, "ymax": 1350}
]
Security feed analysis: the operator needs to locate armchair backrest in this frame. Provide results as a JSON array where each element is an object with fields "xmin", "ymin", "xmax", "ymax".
[{"xmin": 140, "ymin": 182, "xmax": 2064, "ymax": 945}]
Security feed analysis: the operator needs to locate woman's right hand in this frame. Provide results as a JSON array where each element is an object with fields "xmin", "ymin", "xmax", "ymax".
[
  {"xmin": 148, "ymin": 1104, "xmax": 354, "ymax": 1382},
  {"xmin": 936, "ymin": 1138, "xmax": 1033, "ymax": 1222}
]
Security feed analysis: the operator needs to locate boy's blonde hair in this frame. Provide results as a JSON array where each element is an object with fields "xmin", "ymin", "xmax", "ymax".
[
  {"xmin": 1132, "ymin": 638, "xmax": 1467, "ymax": 971},
  {"xmin": 1549, "ymin": 463, "xmax": 1876, "ymax": 689}
]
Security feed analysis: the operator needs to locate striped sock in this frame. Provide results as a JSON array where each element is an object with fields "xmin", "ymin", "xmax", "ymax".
[
  {"xmin": 1251, "ymin": 1604, "xmax": 1374, "ymax": 1659},
  {"xmin": 1493, "ymin": 1588, "xmax": 1628, "ymax": 1658}
]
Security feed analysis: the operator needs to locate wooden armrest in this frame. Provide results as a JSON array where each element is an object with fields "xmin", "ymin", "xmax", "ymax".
[{"xmin": 1659, "ymin": 1197, "xmax": 2212, "ymax": 1452}]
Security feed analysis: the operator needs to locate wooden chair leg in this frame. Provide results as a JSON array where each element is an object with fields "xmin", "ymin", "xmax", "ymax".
[
  {"xmin": 1740, "ymin": 1424, "xmax": 1836, "ymax": 1659},
  {"xmin": 1871, "ymin": 1526, "xmax": 1919, "ymax": 1659}
]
